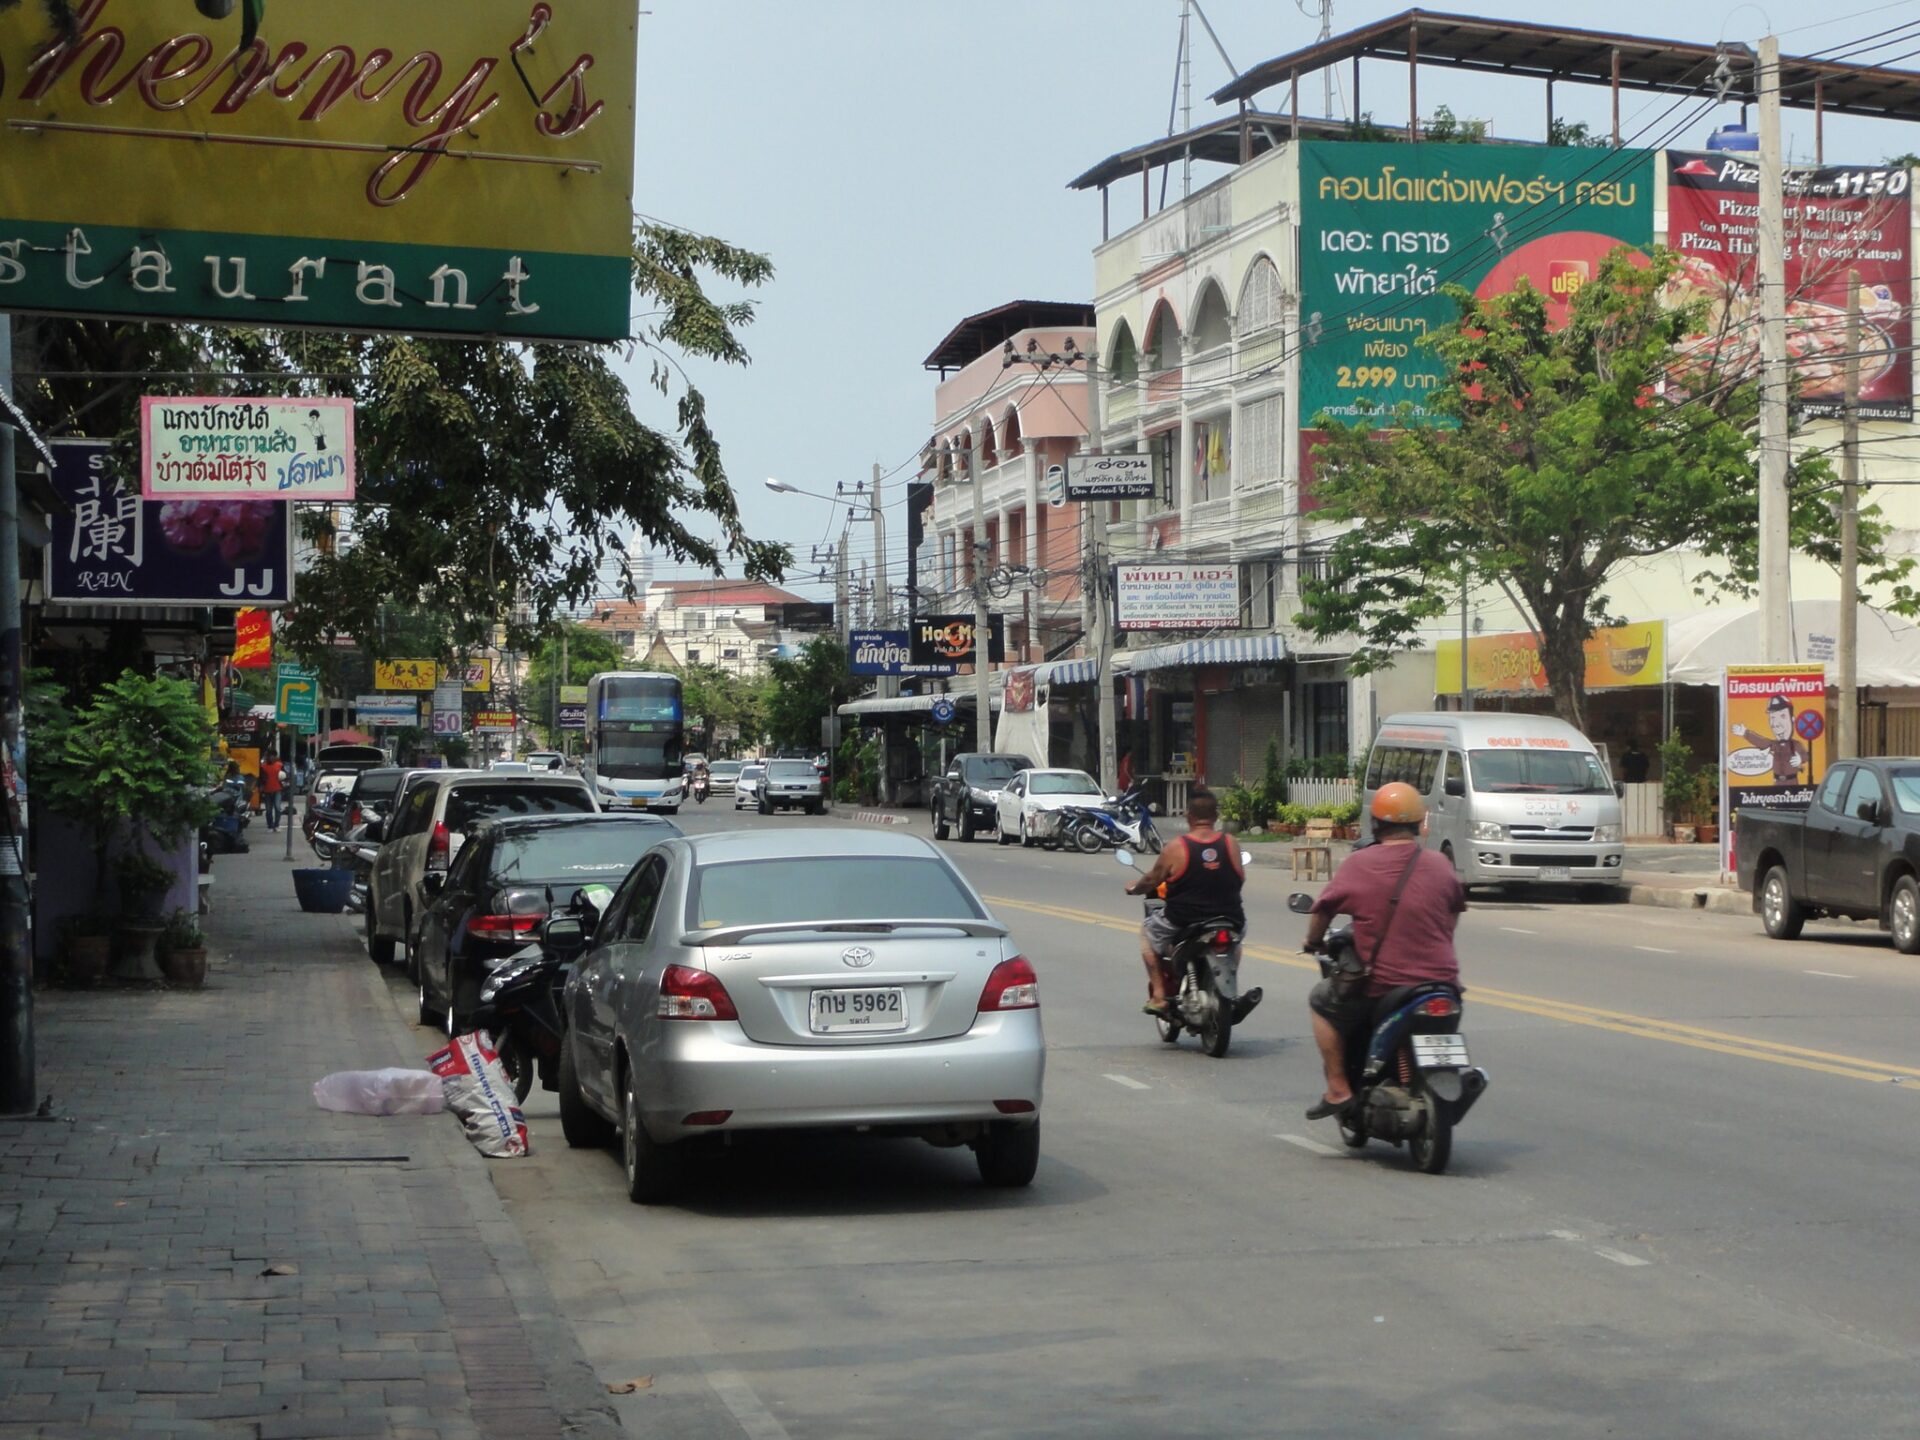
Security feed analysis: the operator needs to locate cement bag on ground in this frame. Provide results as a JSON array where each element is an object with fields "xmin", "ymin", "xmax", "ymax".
[
  {"xmin": 313, "ymin": 1068, "xmax": 446, "ymax": 1115},
  {"xmin": 428, "ymin": 1033, "xmax": 530, "ymax": 1157}
]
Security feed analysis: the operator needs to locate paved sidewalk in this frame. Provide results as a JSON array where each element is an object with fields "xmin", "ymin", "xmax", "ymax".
[{"xmin": 0, "ymin": 844, "xmax": 619, "ymax": 1440}]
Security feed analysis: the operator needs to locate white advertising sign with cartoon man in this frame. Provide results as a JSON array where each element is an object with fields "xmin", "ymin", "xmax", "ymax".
[{"xmin": 1722, "ymin": 664, "xmax": 1827, "ymax": 870}]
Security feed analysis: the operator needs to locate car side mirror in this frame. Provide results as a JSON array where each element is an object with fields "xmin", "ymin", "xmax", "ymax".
[
  {"xmin": 1444, "ymin": 776, "xmax": 1465, "ymax": 798},
  {"xmin": 1287, "ymin": 892, "xmax": 1315, "ymax": 913},
  {"xmin": 542, "ymin": 915, "xmax": 588, "ymax": 953},
  {"xmin": 1615, "ymin": 781, "xmax": 1626, "ymax": 798},
  {"xmin": 420, "ymin": 871, "xmax": 444, "ymax": 895},
  {"xmin": 1859, "ymin": 800, "xmax": 1884, "ymax": 824}
]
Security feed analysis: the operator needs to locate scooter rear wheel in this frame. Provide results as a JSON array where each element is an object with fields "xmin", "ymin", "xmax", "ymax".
[
  {"xmin": 1072, "ymin": 823, "xmax": 1105, "ymax": 854},
  {"xmin": 1198, "ymin": 982, "xmax": 1232, "ymax": 1059},
  {"xmin": 1337, "ymin": 1115, "xmax": 1369, "ymax": 1149},
  {"xmin": 1411, "ymin": 1104, "xmax": 1452, "ymax": 1174},
  {"xmin": 1155, "ymin": 1012, "xmax": 1181, "ymax": 1044},
  {"xmin": 497, "ymin": 1031, "xmax": 535, "ymax": 1104}
]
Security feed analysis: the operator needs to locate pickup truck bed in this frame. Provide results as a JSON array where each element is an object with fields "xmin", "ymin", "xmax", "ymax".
[{"xmin": 1736, "ymin": 756, "xmax": 1920, "ymax": 952}]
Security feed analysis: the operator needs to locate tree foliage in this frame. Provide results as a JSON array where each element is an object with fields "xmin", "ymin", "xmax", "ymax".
[
  {"xmin": 761, "ymin": 637, "xmax": 852, "ymax": 750},
  {"xmin": 9, "ymin": 222, "xmax": 790, "ymax": 664},
  {"xmin": 675, "ymin": 663, "xmax": 767, "ymax": 756},
  {"xmin": 522, "ymin": 623, "xmax": 626, "ymax": 734},
  {"xmin": 1297, "ymin": 248, "xmax": 1906, "ymax": 727}
]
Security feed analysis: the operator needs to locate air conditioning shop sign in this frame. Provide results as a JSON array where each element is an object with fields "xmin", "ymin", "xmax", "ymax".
[{"xmin": 0, "ymin": 1, "xmax": 638, "ymax": 341}]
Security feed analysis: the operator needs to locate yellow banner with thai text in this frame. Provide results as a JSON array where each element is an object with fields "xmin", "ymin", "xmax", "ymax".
[{"xmin": 1435, "ymin": 621, "xmax": 1665, "ymax": 695}]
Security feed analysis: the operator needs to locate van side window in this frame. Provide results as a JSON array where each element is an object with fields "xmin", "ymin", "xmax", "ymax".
[{"xmin": 1445, "ymin": 752, "xmax": 1466, "ymax": 791}]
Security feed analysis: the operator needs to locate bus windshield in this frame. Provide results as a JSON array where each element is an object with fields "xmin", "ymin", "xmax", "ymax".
[{"xmin": 599, "ymin": 676, "xmax": 682, "ymax": 723}]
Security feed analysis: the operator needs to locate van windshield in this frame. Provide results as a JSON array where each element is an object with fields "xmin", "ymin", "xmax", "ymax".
[{"xmin": 1469, "ymin": 749, "xmax": 1613, "ymax": 795}]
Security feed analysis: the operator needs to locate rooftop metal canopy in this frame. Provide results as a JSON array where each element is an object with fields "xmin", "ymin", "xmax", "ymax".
[
  {"xmin": 1066, "ymin": 111, "xmax": 1350, "ymax": 192},
  {"xmin": 1213, "ymin": 8, "xmax": 1920, "ymax": 129},
  {"xmin": 922, "ymin": 300, "xmax": 1095, "ymax": 374}
]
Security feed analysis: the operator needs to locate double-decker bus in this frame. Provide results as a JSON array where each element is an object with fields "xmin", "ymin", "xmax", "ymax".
[{"xmin": 584, "ymin": 671, "xmax": 687, "ymax": 814}]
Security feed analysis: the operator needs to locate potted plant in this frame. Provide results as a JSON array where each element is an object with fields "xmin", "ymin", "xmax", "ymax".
[
  {"xmin": 1333, "ymin": 800, "xmax": 1364, "ymax": 840},
  {"xmin": 159, "ymin": 910, "xmax": 208, "ymax": 989},
  {"xmin": 59, "ymin": 914, "xmax": 112, "ymax": 986},
  {"xmin": 31, "ymin": 671, "xmax": 217, "ymax": 981},
  {"xmin": 1692, "ymin": 771, "xmax": 1721, "ymax": 845},
  {"xmin": 1657, "ymin": 729, "xmax": 1697, "ymax": 843},
  {"xmin": 115, "ymin": 849, "xmax": 174, "ymax": 924}
]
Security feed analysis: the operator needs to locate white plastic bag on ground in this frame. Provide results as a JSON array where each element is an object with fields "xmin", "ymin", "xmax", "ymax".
[
  {"xmin": 312, "ymin": 1068, "xmax": 446, "ymax": 1115},
  {"xmin": 427, "ymin": 1033, "xmax": 530, "ymax": 1157}
]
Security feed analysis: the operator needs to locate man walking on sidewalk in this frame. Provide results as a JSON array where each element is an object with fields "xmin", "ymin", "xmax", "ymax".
[{"xmin": 260, "ymin": 752, "xmax": 286, "ymax": 832}]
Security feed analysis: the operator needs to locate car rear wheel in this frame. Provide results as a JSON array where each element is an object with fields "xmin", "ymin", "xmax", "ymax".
[
  {"xmin": 975, "ymin": 1120, "xmax": 1039, "ymax": 1188},
  {"xmin": 1761, "ymin": 865, "xmax": 1806, "ymax": 940},
  {"xmin": 557, "ymin": 1038, "xmax": 614, "ymax": 1149},
  {"xmin": 366, "ymin": 899, "xmax": 395, "ymax": 965},
  {"xmin": 621, "ymin": 1061, "xmax": 684, "ymax": 1204},
  {"xmin": 415, "ymin": 976, "xmax": 443, "ymax": 1030},
  {"xmin": 932, "ymin": 804, "xmax": 951, "ymax": 840},
  {"xmin": 1889, "ymin": 874, "xmax": 1920, "ymax": 955},
  {"xmin": 957, "ymin": 808, "xmax": 976, "ymax": 843}
]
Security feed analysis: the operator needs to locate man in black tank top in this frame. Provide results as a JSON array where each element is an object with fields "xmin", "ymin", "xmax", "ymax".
[{"xmin": 1124, "ymin": 789, "xmax": 1251, "ymax": 1016}]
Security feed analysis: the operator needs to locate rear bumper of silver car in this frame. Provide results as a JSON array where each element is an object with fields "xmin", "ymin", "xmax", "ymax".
[{"xmin": 637, "ymin": 1010, "xmax": 1045, "ymax": 1139}]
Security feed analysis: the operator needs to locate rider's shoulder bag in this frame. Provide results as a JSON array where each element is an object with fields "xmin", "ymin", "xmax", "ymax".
[{"xmin": 1330, "ymin": 845, "xmax": 1424, "ymax": 1002}]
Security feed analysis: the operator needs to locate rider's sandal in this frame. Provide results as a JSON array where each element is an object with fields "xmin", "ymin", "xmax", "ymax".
[
  {"xmin": 1142, "ymin": 999, "xmax": 1173, "ymax": 1017},
  {"xmin": 1304, "ymin": 1095, "xmax": 1354, "ymax": 1121}
]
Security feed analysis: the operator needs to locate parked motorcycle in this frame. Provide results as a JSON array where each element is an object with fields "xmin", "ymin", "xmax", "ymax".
[
  {"xmin": 1054, "ymin": 805, "xmax": 1116, "ymax": 853},
  {"xmin": 1117, "ymin": 848, "xmax": 1259, "ymax": 1057},
  {"xmin": 469, "ymin": 885, "xmax": 612, "ymax": 1102},
  {"xmin": 1108, "ymin": 784, "xmax": 1162, "ymax": 854},
  {"xmin": 201, "ymin": 781, "xmax": 252, "ymax": 855},
  {"xmin": 1287, "ymin": 891, "xmax": 1488, "ymax": 1174}
]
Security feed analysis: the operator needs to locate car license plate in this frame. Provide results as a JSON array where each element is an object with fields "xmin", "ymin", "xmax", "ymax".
[
  {"xmin": 809, "ymin": 987, "xmax": 907, "ymax": 1034},
  {"xmin": 1536, "ymin": 865, "xmax": 1572, "ymax": 881},
  {"xmin": 1411, "ymin": 1034, "xmax": 1470, "ymax": 1068}
]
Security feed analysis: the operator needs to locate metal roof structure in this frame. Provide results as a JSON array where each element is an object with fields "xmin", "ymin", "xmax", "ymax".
[
  {"xmin": 1066, "ymin": 111, "xmax": 1350, "ymax": 192},
  {"xmin": 1214, "ymin": 9, "xmax": 1920, "ymax": 140},
  {"xmin": 923, "ymin": 300, "xmax": 1095, "ymax": 373}
]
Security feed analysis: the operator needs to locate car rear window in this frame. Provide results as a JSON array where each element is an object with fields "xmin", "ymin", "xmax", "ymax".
[
  {"xmin": 963, "ymin": 757, "xmax": 1025, "ymax": 785},
  {"xmin": 689, "ymin": 856, "xmax": 983, "ymax": 930},
  {"xmin": 352, "ymin": 772, "xmax": 404, "ymax": 802},
  {"xmin": 446, "ymin": 783, "xmax": 594, "ymax": 832},
  {"xmin": 490, "ymin": 822, "xmax": 674, "ymax": 880},
  {"xmin": 710, "ymin": 761, "xmax": 743, "ymax": 777},
  {"xmin": 768, "ymin": 761, "xmax": 816, "ymax": 779}
]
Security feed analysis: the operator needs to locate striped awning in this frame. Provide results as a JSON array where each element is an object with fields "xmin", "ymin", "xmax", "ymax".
[
  {"xmin": 1036, "ymin": 657, "xmax": 1100, "ymax": 686},
  {"xmin": 1121, "ymin": 632, "xmax": 1289, "ymax": 673}
]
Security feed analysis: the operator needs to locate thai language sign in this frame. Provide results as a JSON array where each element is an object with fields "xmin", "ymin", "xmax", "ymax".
[
  {"xmin": 355, "ymin": 695, "xmax": 419, "ymax": 727},
  {"xmin": 374, "ymin": 660, "xmax": 438, "ymax": 692},
  {"xmin": 0, "ymin": 1, "xmax": 637, "ymax": 341},
  {"xmin": 1297, "ymin": 142, "xmax": 1654, "ymax": 426},
  {"xmin": 1666, "ymin": 152, "xmax": 1913, "ymax": 422},
  {"xmin": 474, "ymin": 710, "xmax": 517, "ymax": 733},
  {"xmin": 141, "ymin": 397, "xmax": 354, "ymax": 499},
  {"xmin": 907, "ymin": 615, "xmax": 1006, "ymax": 675},
  {"xmin": 1722, "ymin": 664, "xmax": 1827, "ymax": 869},
  {"xmin": 1065, "ymin": 453, "xmax": 1155, "ymax": 501},
  {"xmin": 850, "ymin": 628, "xmax": 974, "ymax": 677},
  {"xmin": 1113, "ymin": 563, "xmax": 1240, "ymax": 631},
  {"xmin": 46, "ymin": 439, "xmax": 292, "ymax": 605},
  {"xmin": 1435, "ymin": 621, "xmax": 1666, "ymax": 695}
]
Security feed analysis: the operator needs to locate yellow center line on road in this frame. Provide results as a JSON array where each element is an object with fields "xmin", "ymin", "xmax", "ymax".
[{"xmin": 983, "ymin": 893, "xmax": 1920, "ymax": 1087}]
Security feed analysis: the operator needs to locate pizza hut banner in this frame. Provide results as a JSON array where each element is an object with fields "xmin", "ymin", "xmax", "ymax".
[
  {"xmin": 908, "ymin": 615, "xmax": 1006, "ymax": 675},
  {"xmin": 232, "ymin": 608, "xmax": 273, "ymax": 669},
  {"xmin": 1666, "ymin": 153, "xmax": 1913, "ymax": 422}
]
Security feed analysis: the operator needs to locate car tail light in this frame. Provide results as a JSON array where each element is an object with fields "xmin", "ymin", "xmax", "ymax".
[
  {"xmin": 427, "ymin": 821, "xmax": 450, "ymax": 872},
  {"xmin": 978, "ymin": 956, "xmax": 1039, "ymax": 1011},
  {"xmin": 683, "ymin": 1110, "xmax": 732, "ymax": 1126},
  {"xmin": 658, "ymin": 965, "xmax": 738, "ymax": 1021},
  {"xmin": 994, "ymin": 1099, "xmax": 1035, "ymax": 1114},
  {"xmin": 349, "ymin": 803, "xmax": 362, "ymax": 829},
  {"xmin": 468, "ymin": 914, "xmax": 542, "ymax": 939},
  {"xmin": 1418, "ymin": 994, "xmax": 1460, "ymax": 1018}
]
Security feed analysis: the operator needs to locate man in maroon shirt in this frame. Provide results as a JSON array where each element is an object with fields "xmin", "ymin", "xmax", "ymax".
[{"xmin": 1301, "ymin": 782, "xmax": 1465, "ymax": 1119}]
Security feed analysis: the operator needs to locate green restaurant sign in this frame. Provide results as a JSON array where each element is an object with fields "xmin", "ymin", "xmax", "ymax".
[{"xmin": 1297, "ymin": 142, "xmax": 1655, "ymax": 427}]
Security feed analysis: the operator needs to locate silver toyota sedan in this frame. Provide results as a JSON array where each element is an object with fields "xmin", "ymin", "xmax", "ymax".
[{"xmin": 556, "ymin": 828, "xmax": 1044, "ymax": 1203}]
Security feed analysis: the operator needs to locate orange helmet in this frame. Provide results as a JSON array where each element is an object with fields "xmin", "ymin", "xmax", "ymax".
[{"xmin": 1370, "ymin": 781, "xmax": 1427, "ymax": 826}]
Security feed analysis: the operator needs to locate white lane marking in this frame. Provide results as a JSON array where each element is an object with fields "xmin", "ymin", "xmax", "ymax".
[
  {"xmin": 1805, "ymin": 969, "xmax": 1856, "ymax": 979},
  {"xmin": 700, "ymin": 1365, "xmax": 793, "ymax": 1440},
  {"xmin": 1633, "ymin": 945, "xmax": 1678, "ymax": 955},
  {"xmin": 1103, "ymin": 1073, "xmax": 1151, "ymax": 1090},
  {"xmin": 1276, "ymin": 1132, "xmax": 1345, "ymax": 1157},
  {"xmin": 1547, "ymin": 1229, "xmax": 1582, "ymax": 1241},
  {"xmin": 1499, "ymin": 926, "xmax": 1537, "ymax": 935},
  {"xmin": 1592, "ymin": 1246, "xmax": 1651, "ymax": 1268}
]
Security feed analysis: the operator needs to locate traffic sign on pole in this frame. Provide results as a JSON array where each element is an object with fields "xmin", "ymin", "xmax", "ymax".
[{"xmin": 275, "ymin": 666, "xmax": 318, "ymax": 732}]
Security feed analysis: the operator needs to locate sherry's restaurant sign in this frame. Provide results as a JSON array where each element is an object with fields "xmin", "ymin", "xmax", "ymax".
[{"xmin": 0, "ymin": 1, "xmax": 637, "ymax": 341}]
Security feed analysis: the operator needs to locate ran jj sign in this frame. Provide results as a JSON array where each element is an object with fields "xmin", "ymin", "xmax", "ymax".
[
  {"xmin": 141, "ymin": 398, "xmax": 355, "ymax": 500},
  {"xmin": 1065, "ymin": 453, "xmax": 1155, "ymax": 501}
]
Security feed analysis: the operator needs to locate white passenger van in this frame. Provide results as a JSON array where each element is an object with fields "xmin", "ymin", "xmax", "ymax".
[{"xmin": 1364, "ymin": 712, "xmax": 1626, "ymax": 893}]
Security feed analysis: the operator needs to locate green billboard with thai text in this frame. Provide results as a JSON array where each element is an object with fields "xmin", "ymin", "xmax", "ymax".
[{"xmin": 1298, "ymin": 142, "xmax": 1654, "ymax": 428}]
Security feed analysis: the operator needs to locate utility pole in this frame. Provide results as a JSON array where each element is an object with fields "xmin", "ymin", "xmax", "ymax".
[
  {"xmin": 1838, "ymin": 273, "xmax": 1862, "ymax": 759},
  {"xmin": 1179, "ymin": 0, "xmax": 1193, "ymax": 199},
  {"xmin": 0, "ymin": 315, "xmax": 30, "ymax": 1116},
  {"xmin": 561, "ymin": 627, "xmax": 570, "ymax": 758},
  {"xmin": 967, "ymin": 427, "xmax": 993, "ymax": 752},
  {"xmin": 870, "ymin": 461, "xmax": 893, "ymax": 701},
  {"xmin": 833, "ymin": 539, "xmax": 849, "ymax": 647},
  {"xmin": 1756, "ymin": 34, "xmax": 1793, "ymax": 661},
  {"xmin": 1459, "ymin": 570, "xmax": 1473, "ymax": 712},
  {"xmin": 1085, "ymin": 359, "xmax": 1116, "ymax": 796}
]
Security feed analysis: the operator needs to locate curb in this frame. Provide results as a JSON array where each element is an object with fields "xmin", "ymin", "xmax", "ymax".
[
  {"xmin": 826, "ymin": 807, "xmax": 916, "ymax": 826},
  {"xmin": 1627, "ymin": 882, "xmax": 1753, "ymax": 916}
]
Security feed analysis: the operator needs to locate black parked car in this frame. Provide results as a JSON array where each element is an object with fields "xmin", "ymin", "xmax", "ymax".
[
  {"xmin": 413, "ymin": 812, "xmax": 681, "ymax": 1034},
  {"xmin": 930, "ymin": 752, "xmax": 1033, "ymax": 842}
]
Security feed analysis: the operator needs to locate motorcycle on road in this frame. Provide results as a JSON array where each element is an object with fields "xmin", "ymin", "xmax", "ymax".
[
  {"xmin": 1117, "ymin": 848, "xmax": 1260, "ymax": 1057},
  {"xmin": 1288, "ymin": 891, "xmax": 1488, "ymax": 1173}
]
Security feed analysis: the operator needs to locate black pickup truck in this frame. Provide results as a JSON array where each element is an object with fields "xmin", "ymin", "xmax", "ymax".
[
  {"xmin": 1736, "ymin": 756, "xmax": 1920, "ymax": 951},
  {"xmin": 929, "ymin": 752, "xmax": 1033, "ymax": 843}
]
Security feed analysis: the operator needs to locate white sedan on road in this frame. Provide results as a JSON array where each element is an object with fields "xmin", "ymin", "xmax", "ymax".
[{"xmin": 994, "ymin": 768, "xmax": 1105, "ymax": 847}]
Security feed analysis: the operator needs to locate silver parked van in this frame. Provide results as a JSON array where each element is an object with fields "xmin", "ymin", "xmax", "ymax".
[{"xmin": 1364, "ymin": 712, "xmax": 1625, "ymax": 893}]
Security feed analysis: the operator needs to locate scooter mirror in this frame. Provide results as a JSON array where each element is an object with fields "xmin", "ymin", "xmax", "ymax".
[
  {"xmin": 1286, "ymin": 892, "xmax": 1315, "ymax": 913},
  {"xmin": 1114, "ymin": 849, "xmax": 1137, "ymax": 868},
  {"xmin": 1243, "ymin": 851, "xmax": 1253, "ymax": 866}
]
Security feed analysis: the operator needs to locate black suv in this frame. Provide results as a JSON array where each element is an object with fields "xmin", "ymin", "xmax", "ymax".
[{"xmin": 930, "ymin": 752, "xmax": 1034, "ymax": 842}]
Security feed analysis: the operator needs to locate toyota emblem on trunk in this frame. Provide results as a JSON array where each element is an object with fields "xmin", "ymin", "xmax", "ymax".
[{"xmin": 841, "ymin": 946, "xmax": 875, "ymax": 968}]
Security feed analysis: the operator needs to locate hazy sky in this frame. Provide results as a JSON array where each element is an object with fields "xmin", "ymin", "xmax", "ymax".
[{"xmin": 620, "ymin": 0, "xmax": 1920, "ymax": 603}]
